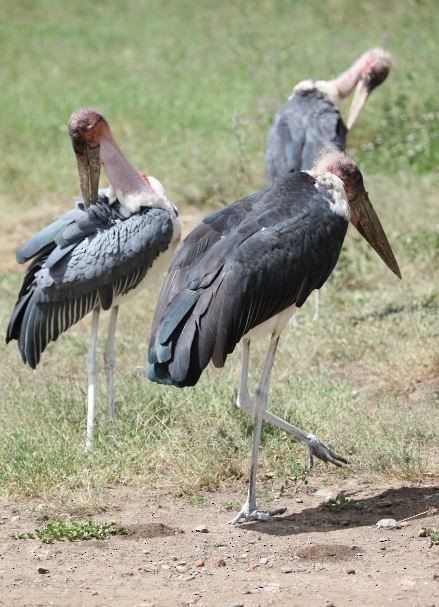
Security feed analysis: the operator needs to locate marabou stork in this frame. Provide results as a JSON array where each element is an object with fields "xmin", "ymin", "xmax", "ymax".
[
  {"xmin": 6, "ymin": 108, "xmax": 181, "ymax": 448},
  {"xmin": 147, "ymin": 147, "xmax": 400, "ymax": 523},
  {"xmin": 265, "ymin": 48, "xmax": 392, "ymax": 319}
]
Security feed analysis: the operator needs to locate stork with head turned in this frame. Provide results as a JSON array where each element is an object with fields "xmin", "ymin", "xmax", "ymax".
[
  {"xmin": 265, "ymin": 48, "xmax": 392, "ymax": 319},
  {"xmin": 147, "ymin": 147, "xmax": 400, "ymax": 524},
  {"xmin": 6, "ymin": 108, "xmax": 181, "ymax": 449}
]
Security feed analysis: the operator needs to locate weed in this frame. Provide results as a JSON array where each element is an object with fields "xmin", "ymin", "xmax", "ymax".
[
  {"xmin": 220, "ymin": 500, "xmax": 241, "ymax": 512},
  {"xmin": 421, "ymin": 528, "xmax": 439, "ymax": 544},
  {"xmin": 321, "ymin": 496, "xmax": 362, "ymax": 512},
  {"xmin": 185, "ymin": 495, "xmax": 207, "ymax": 507},
  {"xmin": 12, "ymin": 519, "xmax": 125, "ymax": 543}
]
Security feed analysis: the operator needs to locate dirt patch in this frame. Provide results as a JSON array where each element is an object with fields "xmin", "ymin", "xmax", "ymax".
[
  {"xmin": 1, "ymin": 479, "xmax": 439, "ymax": 606},
  {"xmin": 296, "ymin": 543, "xmax": 359, "ymax": 561},
  {"xmin": 121, "ymin": 522, "xmax": 185, "ymax": 539}
]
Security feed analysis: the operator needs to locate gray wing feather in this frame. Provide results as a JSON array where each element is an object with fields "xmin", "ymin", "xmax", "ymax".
[{"xmin": 7, "ymin": 194, "xmax": 174, "ymax": 367}]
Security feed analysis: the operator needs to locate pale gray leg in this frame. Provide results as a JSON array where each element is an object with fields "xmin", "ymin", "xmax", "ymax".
[
  {"xmin": 231, "ymin": 335, "xmax": 286, "ymax": 524},
  {"xmin": 236, "ymin": 338, "xmax": 347, "ymax": 469},
  {"xmin": 236, "ymin": 338, "xmax": 251, "ymax": 409},
  {"xmin": 104, "ymin": 306, "xmax": 118, "ymax": 422},
  {"xmin": 313, "ymin": 290, "xmax": 320, "ymax": 321},
  {"xmin": 86, "ymin": 308, "xmax": 100, "ymax": 450}
]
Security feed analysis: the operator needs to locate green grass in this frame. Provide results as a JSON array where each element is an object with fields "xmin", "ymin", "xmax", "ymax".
[
  {"xmin": 321, "ymin": 496, "xmax": 362, "ymax": 512},
  {"xmin": 12, "ymin": 518, "xmax": 125, "ymax": 543},
  {"xmin": 0, "ymin": 1, "xmax": 438, "ymax": 513},
  {"xmin": 1, "ymin": 0, "xmax": 438, "ymax": 210}
]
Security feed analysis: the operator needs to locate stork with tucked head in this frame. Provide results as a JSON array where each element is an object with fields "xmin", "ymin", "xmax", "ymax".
[
  {"xmin": 265, "ymin": 48, "xmax": 391, "ymax": 319},
  {"xmin": 6, "ymin": 108, "xmax": 181, "ymax": 448},
  {"xmin": 147, "ymin": 147, "xmax": 400, "ymax": 523}
]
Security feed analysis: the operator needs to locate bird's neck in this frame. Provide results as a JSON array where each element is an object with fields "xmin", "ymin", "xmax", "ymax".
[
  {"xmin": 332, "ymin": 57, "xmax": 364, "ymax": 99},
  {"xmin": 100, "ymin": 136, "xmax": 174, "ymax": 216}
]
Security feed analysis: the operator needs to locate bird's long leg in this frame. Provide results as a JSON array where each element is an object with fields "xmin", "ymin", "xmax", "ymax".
[
  {"xmin": 236, "ymin": 338, "xmax": 251, "ymax": 409},
  {"xmin": 236, "ymin": 337, "xmax": 347, "ymax": 469},
  {"xmin": 313, "ymin": 290, "xmax": 321, "ymax": 321},
  {"xmin": 231, "ymin": 334, "xmax": 286, "ymax": 524},
  {"xmin": 86, "ymin": 308, "xmax": 100, "ymax": 450},
  {"xmin": 104, "ymin": 306, "xmax": 119, "ymax": 422}
]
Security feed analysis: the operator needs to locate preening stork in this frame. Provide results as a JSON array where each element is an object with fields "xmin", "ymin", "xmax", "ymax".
[
  {"xmin": 265, "ymin": 48, "xmax": 391, "ymax": 318},
  {"xmin": 147, "ymin": 148, "xmax": 400, "ymax": 523},
  {"xmin": 6, "ymin": 108, "xmax": 181, "ymax": 448}
]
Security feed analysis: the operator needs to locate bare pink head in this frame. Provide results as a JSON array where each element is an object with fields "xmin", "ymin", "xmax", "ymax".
[{"xmin": 312, "ymin": 147, "xmax": 401, "ymax": 279}]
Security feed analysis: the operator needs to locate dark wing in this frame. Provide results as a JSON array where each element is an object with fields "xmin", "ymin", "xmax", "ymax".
[
  {"xmin": 265, "ymin": 89, "xmax": 347, "ymax": 184},
  {"xmin": 147, "ymin": 172, "xmax": 348, "ymax": 387},
  {"xmin": 7, "ymin": 194, "xmax": 174, "ymax": 368}
]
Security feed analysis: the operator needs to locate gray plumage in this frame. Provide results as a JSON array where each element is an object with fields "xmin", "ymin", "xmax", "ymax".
[
  {"xmin": 265, "ymin": 88, "xmax": 347, "ymax": 184},
  {"xmin": 7, "ymin": 191, "xmax": 174, "ymax": 369}
]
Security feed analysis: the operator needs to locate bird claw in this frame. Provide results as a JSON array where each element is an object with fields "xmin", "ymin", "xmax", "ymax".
[
  {"xmin": 229, "ymin": 505, "xmax": 287, "ymax": 525},
  {"xmin": 306, "ymin": 434, "xmax": 348, "ymax": 469}
]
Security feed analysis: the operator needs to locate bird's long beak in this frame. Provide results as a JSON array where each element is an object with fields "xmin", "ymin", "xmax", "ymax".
[
  {"xmin": 350, "ymin": 191, "xmax": 401, "ymax": 279},
  {"xmin": 346, "ymin": 79, "xmax": 370, "ymax": 130},
  {"xmin": 73, "ymin": 144, "xmax": 101, "ymax": 208}
]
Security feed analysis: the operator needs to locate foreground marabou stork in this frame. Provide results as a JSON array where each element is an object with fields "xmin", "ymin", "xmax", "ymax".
[
  {"xmin": 147, "ymin": 148, "xmax": 400, "ymax": 523},
  {"xmin": 6, "ymin": 108, "xmax": 181, "ymax": 448},
  {"xmin": 266, "ymin": 48, "xmax": 391, "ymax": 319}
]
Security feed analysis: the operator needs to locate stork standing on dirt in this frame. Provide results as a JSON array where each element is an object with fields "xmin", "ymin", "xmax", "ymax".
[
  {"xmin": 265, "ymin": 48, "xmax": 392, "ymax": 319},
  {"xmin": 6, "ymin": 108, "xmax": 181, "ymax": 448},
  {"xmin": 147, "ymin": 147, "xmax": 400, "ymax": 523}
]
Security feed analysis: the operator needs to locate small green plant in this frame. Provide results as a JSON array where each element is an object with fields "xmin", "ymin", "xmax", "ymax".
[
  {"xmin": 12, "ymin": 518, "xmax": 125, "ymax": 543},
  {"xmin": 185, "ymin": 494, "xmax": 206, "ymax": 507},
  {"xmin": 321, "ymin": 496, "xmax": 362, "ymax": 512},
  {"xmin": 220, "ymin": 500, "xmax": 241, "ymax": 512},
  {"xmin": 422, "ymin": 527, "xmax": 439, "ymax": 543}
]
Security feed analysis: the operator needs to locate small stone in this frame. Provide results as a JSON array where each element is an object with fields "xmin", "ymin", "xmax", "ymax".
[
  {"xmin": 194, "ymin": 559, "xmax": 205, "ymax": 568},
  {"xmin": 433, "ymin": 573, "xmax": 439, "ymax": 581},
  {"xmin": 178, "ymin": 561, "xmax": 187, "ymax": 566},
  {"xmin": 295, "ymin": 498, "xmax": 303, "ymax": 503},
  {"xmin": 346, "ymin": 568, "xmax": 355, "ymax": 574},
  {"xmin": 262, "ymin": 583, "xmax": 281, "ymax": 593},
  {"xmin": 259, "ymin": 557, "xmax": 269, "ymax": 565},
  {"xmin": 379, "ymin": 537, "xmax": 390, "ymax": 542},
  {"xmin": 376, "ymin": 518, "xmax": 401, "ymax": 529},
  {"xmin": 194, "ymin": 525, "xmax": 209, "ymax": 533},
  {"xmin": 213, "ymin": 556, "xmax": 226, "ymax": 567},
  {"xmin": 341, "ymin": 520, "xmax": 350, "ymax": 526},
  {"xmin": 281, "ymin": 566, "xmax": 293, "ymax": 573},
  {"xmin": 233, "ymin": 603, "xmax": 244, "ymax": 607},
  {"xmin": 418, "ymin": 529, "xmax": 427, "ymax": 537},
  {"xmin": 176, "ymin": 566, "xmax": 187, "ymax": 573},
  {"xmin": 37, "ymin": 567, "xmax": 49, "ymax": 574}
]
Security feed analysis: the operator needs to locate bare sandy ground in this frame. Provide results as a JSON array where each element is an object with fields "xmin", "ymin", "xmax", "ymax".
[{"xmin": 1, "ymin": 479, "xmax": 438, "ymax": 607}]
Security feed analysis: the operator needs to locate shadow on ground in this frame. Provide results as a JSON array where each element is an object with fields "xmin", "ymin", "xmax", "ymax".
[{"xmin": 241, "ymin": 485, "xmax": 439, "ymax": 536}]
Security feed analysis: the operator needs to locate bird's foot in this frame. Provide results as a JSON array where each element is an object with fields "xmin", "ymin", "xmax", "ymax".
[
  {"xmin": 306, "ymin": 433, "xmax": 348, "ymax": 469},
  {"xmin": 229, "ymin": 503, "xmax": 287, "ymax": 525}
]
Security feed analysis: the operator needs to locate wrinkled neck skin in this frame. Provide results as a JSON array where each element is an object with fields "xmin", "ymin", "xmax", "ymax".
[
  {"xmin": 99, "ymin": 135, "xmax": 176, "ymax": 218},
  {"xmin": 332, "ymin": 56, "xmax": 364, "ymax": 98},
  {"xmin": 292, "ymin": 56, "xmax": 364, "ymax": 106}
]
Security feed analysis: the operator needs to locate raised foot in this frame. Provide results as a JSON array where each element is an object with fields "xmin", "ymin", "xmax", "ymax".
[
  {"xmin": 229, "ymin": 506, "xmax": 287, "ymax": 525},
  {"xmin": 306, "ymin": 433, "xmax": 348, "ymax": 469}
]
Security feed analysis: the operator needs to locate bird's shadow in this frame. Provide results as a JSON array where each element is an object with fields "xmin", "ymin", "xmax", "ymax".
[{"xmin": 240, "ymin": 486, "xmax": 439, "ymax": 536}]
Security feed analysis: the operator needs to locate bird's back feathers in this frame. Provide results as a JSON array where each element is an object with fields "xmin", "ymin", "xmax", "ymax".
[{"xmin": 147, "ymin": 173, "xmax": 348, "ymax": 387}]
